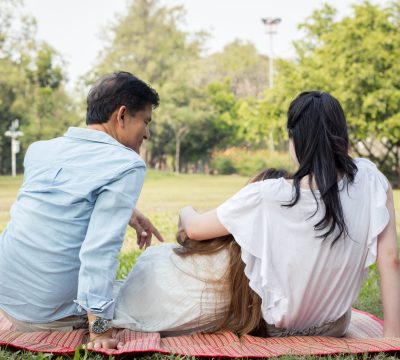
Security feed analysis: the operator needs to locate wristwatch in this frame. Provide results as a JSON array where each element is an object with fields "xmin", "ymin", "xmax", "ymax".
[{"xmin": 89, "ymin": 318, "xmax": 112, "ymax": 334}]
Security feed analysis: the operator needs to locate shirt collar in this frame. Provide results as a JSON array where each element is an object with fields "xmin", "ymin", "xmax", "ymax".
[{"xmin": 64, "ymin": 127, "xmax": 132, "ymax": 151}]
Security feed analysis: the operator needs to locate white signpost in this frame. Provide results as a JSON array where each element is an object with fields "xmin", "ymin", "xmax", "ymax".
[{"xmin": 4, "ymin": 119, "xmax": 23, "ymax": 177}]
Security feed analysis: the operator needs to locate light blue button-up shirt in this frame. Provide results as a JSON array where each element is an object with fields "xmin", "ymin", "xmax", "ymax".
[{"xmin": 0, "ymin": 127, "xmax": 146, "ymax": 322}]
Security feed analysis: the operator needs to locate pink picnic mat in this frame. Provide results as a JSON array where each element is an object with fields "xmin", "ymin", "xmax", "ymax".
[{"xmin": 1, "ymin": 309, "xmax": 400, "ymax": 357}]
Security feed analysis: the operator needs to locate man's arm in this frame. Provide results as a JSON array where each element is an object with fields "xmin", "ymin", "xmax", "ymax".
[
  {"xmin": 76, "ymin": 165, "xmax": 145, "ymax": 347},
  {"xmin": 377, "ymin": 185, "xmax": 400, "ymax": 337}
]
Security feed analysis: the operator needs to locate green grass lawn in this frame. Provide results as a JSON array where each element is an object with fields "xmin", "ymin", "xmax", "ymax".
[{"xmin": 0, "ymin": 171, "xmax": 399, "ymax": 359}]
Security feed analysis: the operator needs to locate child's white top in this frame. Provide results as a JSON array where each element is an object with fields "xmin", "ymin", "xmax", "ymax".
[
  {"xmin": 217, "ymin": 158, "xmax": 389, "ymax": 330},
  {"xmin": 113, "ymin": 243, "xmax": 230, "ymax": 335}
]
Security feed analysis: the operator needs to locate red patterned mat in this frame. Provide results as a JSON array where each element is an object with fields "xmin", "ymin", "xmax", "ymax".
[{"xmin": 0, "ymin": 309, "xmax": 400, "ymax": 357}]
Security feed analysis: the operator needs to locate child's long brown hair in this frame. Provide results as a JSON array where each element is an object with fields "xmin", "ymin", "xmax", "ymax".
[{"xmin": 174, "ymin": 168, "xmax": 289, "ymax": 336}]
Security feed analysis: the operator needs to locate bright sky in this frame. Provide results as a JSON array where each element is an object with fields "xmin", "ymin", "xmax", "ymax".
[{"xmin": 24, "ymin": 0, "xmax": 385, "ymax": 88}]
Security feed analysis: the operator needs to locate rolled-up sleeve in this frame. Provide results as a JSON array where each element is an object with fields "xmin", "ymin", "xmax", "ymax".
[{"xmin": 75, "ymin": 163, "xmax": 146, "ymax": 319}]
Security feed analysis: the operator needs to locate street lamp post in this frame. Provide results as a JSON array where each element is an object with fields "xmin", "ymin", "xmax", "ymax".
[
  {"xmin": 261, "ymin": 17, "xmax": 281, "ymax": 89},
  {"xmin": 4, "ymin": 119, "xmax": 23, "ymax": 177}
]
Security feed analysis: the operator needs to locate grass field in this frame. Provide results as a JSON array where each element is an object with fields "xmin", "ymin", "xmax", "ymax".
[{"xmin": 0, "ymin": 171, "xmax": 399, "ymax": 359}]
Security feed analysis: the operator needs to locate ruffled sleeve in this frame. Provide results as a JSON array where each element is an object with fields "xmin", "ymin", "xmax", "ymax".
[
  {"xmin": 217, "ymin": 182, "xmax": 267, "ymax": 257},
  {"xmin": 216, "ymin": 181, "xmax": 288, "ymax": 325},
  {"xmin": 356, "ymin": 159, "xmax": 390, "ymax": 267}
]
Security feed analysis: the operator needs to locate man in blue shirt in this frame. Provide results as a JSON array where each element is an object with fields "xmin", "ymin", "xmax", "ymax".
[{"xmin": 0, "ymin": 71, "xmax": 162, "ymax": 349}]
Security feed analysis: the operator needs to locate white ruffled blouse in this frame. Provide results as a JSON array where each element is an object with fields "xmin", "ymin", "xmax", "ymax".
[{"xmin": 217, "ymin": 158, "xmax": 389, "ymax": 331}]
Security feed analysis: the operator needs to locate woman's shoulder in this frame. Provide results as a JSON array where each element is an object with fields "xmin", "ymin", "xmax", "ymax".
[
  {"xmin": 353, "ymin": 158, "xmax": 389, "ymax": 187},
  {"xmin": 222, "ymin": 175, "xmax": 290, "ymax": 204},
  {"xmin": 234, "ymin": 177, "xmax": 290, "ymax": 204},
  {"xmin": 353, "ymin": 157, "xmax": 379, "ymax": 171},
  {"xmin": 345, "ymin": 158, "xmax": 389, "ymax": 202},
  {"xmin": 260, "ymin": 177, "xmax": 292, "ymax": 201},
  {"xmin": 353, "ymin": 157, "xmax": 388, "ymax": 178}
]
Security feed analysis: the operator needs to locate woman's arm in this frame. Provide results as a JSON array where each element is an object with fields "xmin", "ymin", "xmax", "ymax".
[
  {"xmin": 179, "ymin": 206, "xmax": 230, "ymax": 240},
  {"xmin": 377, "ymin": 185, "xmax": 400, "ymax": 337}
]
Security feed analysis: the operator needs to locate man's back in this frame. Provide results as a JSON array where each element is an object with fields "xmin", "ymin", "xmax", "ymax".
[{"xmin": 0, "ymin": 127, "xmax": 146, "ymax": 322}]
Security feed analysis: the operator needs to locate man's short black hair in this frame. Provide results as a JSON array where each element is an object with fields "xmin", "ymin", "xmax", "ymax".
[{"xmin": 86, "ymin": 71, "xmax": 160, "ymax": 124}]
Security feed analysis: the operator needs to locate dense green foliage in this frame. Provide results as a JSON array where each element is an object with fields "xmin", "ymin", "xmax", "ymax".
[
  {"xmin": 0, "ymin": 0, "xmax": 399, "ymax": 179},
  {"xmin": 112, "ymin": 0, "xmax": 398, "ymax": 178},
  {"xmin": 84, "ymin": 0, "xmax": 269, "ymax": 173},
  {"xmin": 267, "ymin": 1, "xmax": 400, "ymax": 184},
  {"xmin": 0, "ymin": 1, "xmax": 79, "ymax": 174}
]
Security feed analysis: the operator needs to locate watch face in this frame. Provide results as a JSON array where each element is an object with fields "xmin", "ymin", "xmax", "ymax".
[{"xmin": 91, "ymin": 318, "xmax": 110, "ymax": 334}]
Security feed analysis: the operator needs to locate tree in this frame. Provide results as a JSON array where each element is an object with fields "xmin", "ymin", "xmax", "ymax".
[
  {"xmin": 156, "ymin": 74, "xmax": 212, "ymax": 172},
  {"xmin": 23, "ymin": 43, "xmax": 78, "ymax": 144},
  {"xmin": 199, "ymin": 40, "xmax": 269, "ymax": 99},
  {"xmin": 209, "ymin": 79, "xmax": 239, "ymax": 136},
  {"xmin": 89, "ymin": 0, "xmax": 204, "ymax": 88},
  {"xmin": 0, "ymin": 0, "xmax": 78, "ymax": 174},
  {"xmin": 0, "ymin": 0, "xmax": 36, "ymax": 173},
  {"xmin": 269, "ymin": 1, "xmax": 400, "ymax": 183},
  {"xmin": 88, "ymin": 0, "xmax": 207, "ymax": 172}
]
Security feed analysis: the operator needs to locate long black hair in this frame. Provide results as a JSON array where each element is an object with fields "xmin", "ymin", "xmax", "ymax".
[{"xmin": 285, "ymin": 91, "xmax": 358, "ymax": 245}]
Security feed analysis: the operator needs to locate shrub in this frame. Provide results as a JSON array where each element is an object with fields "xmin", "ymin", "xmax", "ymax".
[
  {"xmin": 210, "ymin": 157, "xmax": 236, "ymax": 175},
  {"xmin": 210, "ymin": 148, "xmax": 295, "ymax": 176}
]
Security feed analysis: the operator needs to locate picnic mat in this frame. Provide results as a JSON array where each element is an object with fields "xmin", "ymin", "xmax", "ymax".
[{"xmin": 1, "ymin": 309, "xmax": 400, "ymax": 357}]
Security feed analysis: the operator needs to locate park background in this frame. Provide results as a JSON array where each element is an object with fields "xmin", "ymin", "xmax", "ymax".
[
  {"xmin": 0, "ymin": 0, "xmax": 399, "ymax": 359},
  {"xmin": 0, "ymin": 0, "xmax": 399, "ymax": 182}
]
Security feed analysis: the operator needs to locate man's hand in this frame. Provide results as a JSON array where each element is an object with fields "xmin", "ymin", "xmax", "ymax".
[
  {"xmin": 129, "ymin": 208, "xmax": 164, "ymax": 249},
  {"xmin": 85, "ymin": 329, "xmax": 124, "ymax": 350}
]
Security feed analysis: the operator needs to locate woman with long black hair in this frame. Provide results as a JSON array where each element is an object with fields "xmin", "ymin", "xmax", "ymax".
[{"xmin": 180, "ymin": 91, "xmax": 400, "ymax": 337}]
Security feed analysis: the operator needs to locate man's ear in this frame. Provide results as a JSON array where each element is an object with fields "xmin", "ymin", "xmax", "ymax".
[{"xmin": 116, "ymin": 106, "xmax": 127, "ymax": 128}]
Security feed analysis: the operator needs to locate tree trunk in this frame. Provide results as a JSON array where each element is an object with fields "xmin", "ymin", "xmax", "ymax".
[
  {"xmin": 268, "ymin": 132, "xmax": 275, "ymax": 152},
  {"xmin": 175, "ymin": 137, "xmax": 180, "ymax": 173},
  {"xmin": 204, "ymin": 158, "xmax": 210, "ymax": 175},
  {"xmin": 174, "ymin": 126, "xmax": 189, "ymax": 174},
  {"xmin": 396, "ymin": 145, "xmax": 400, "ymax": 189},
  {"xmin": 0, "ymin": 137, "xmax": 3, "ymax": 174}
]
